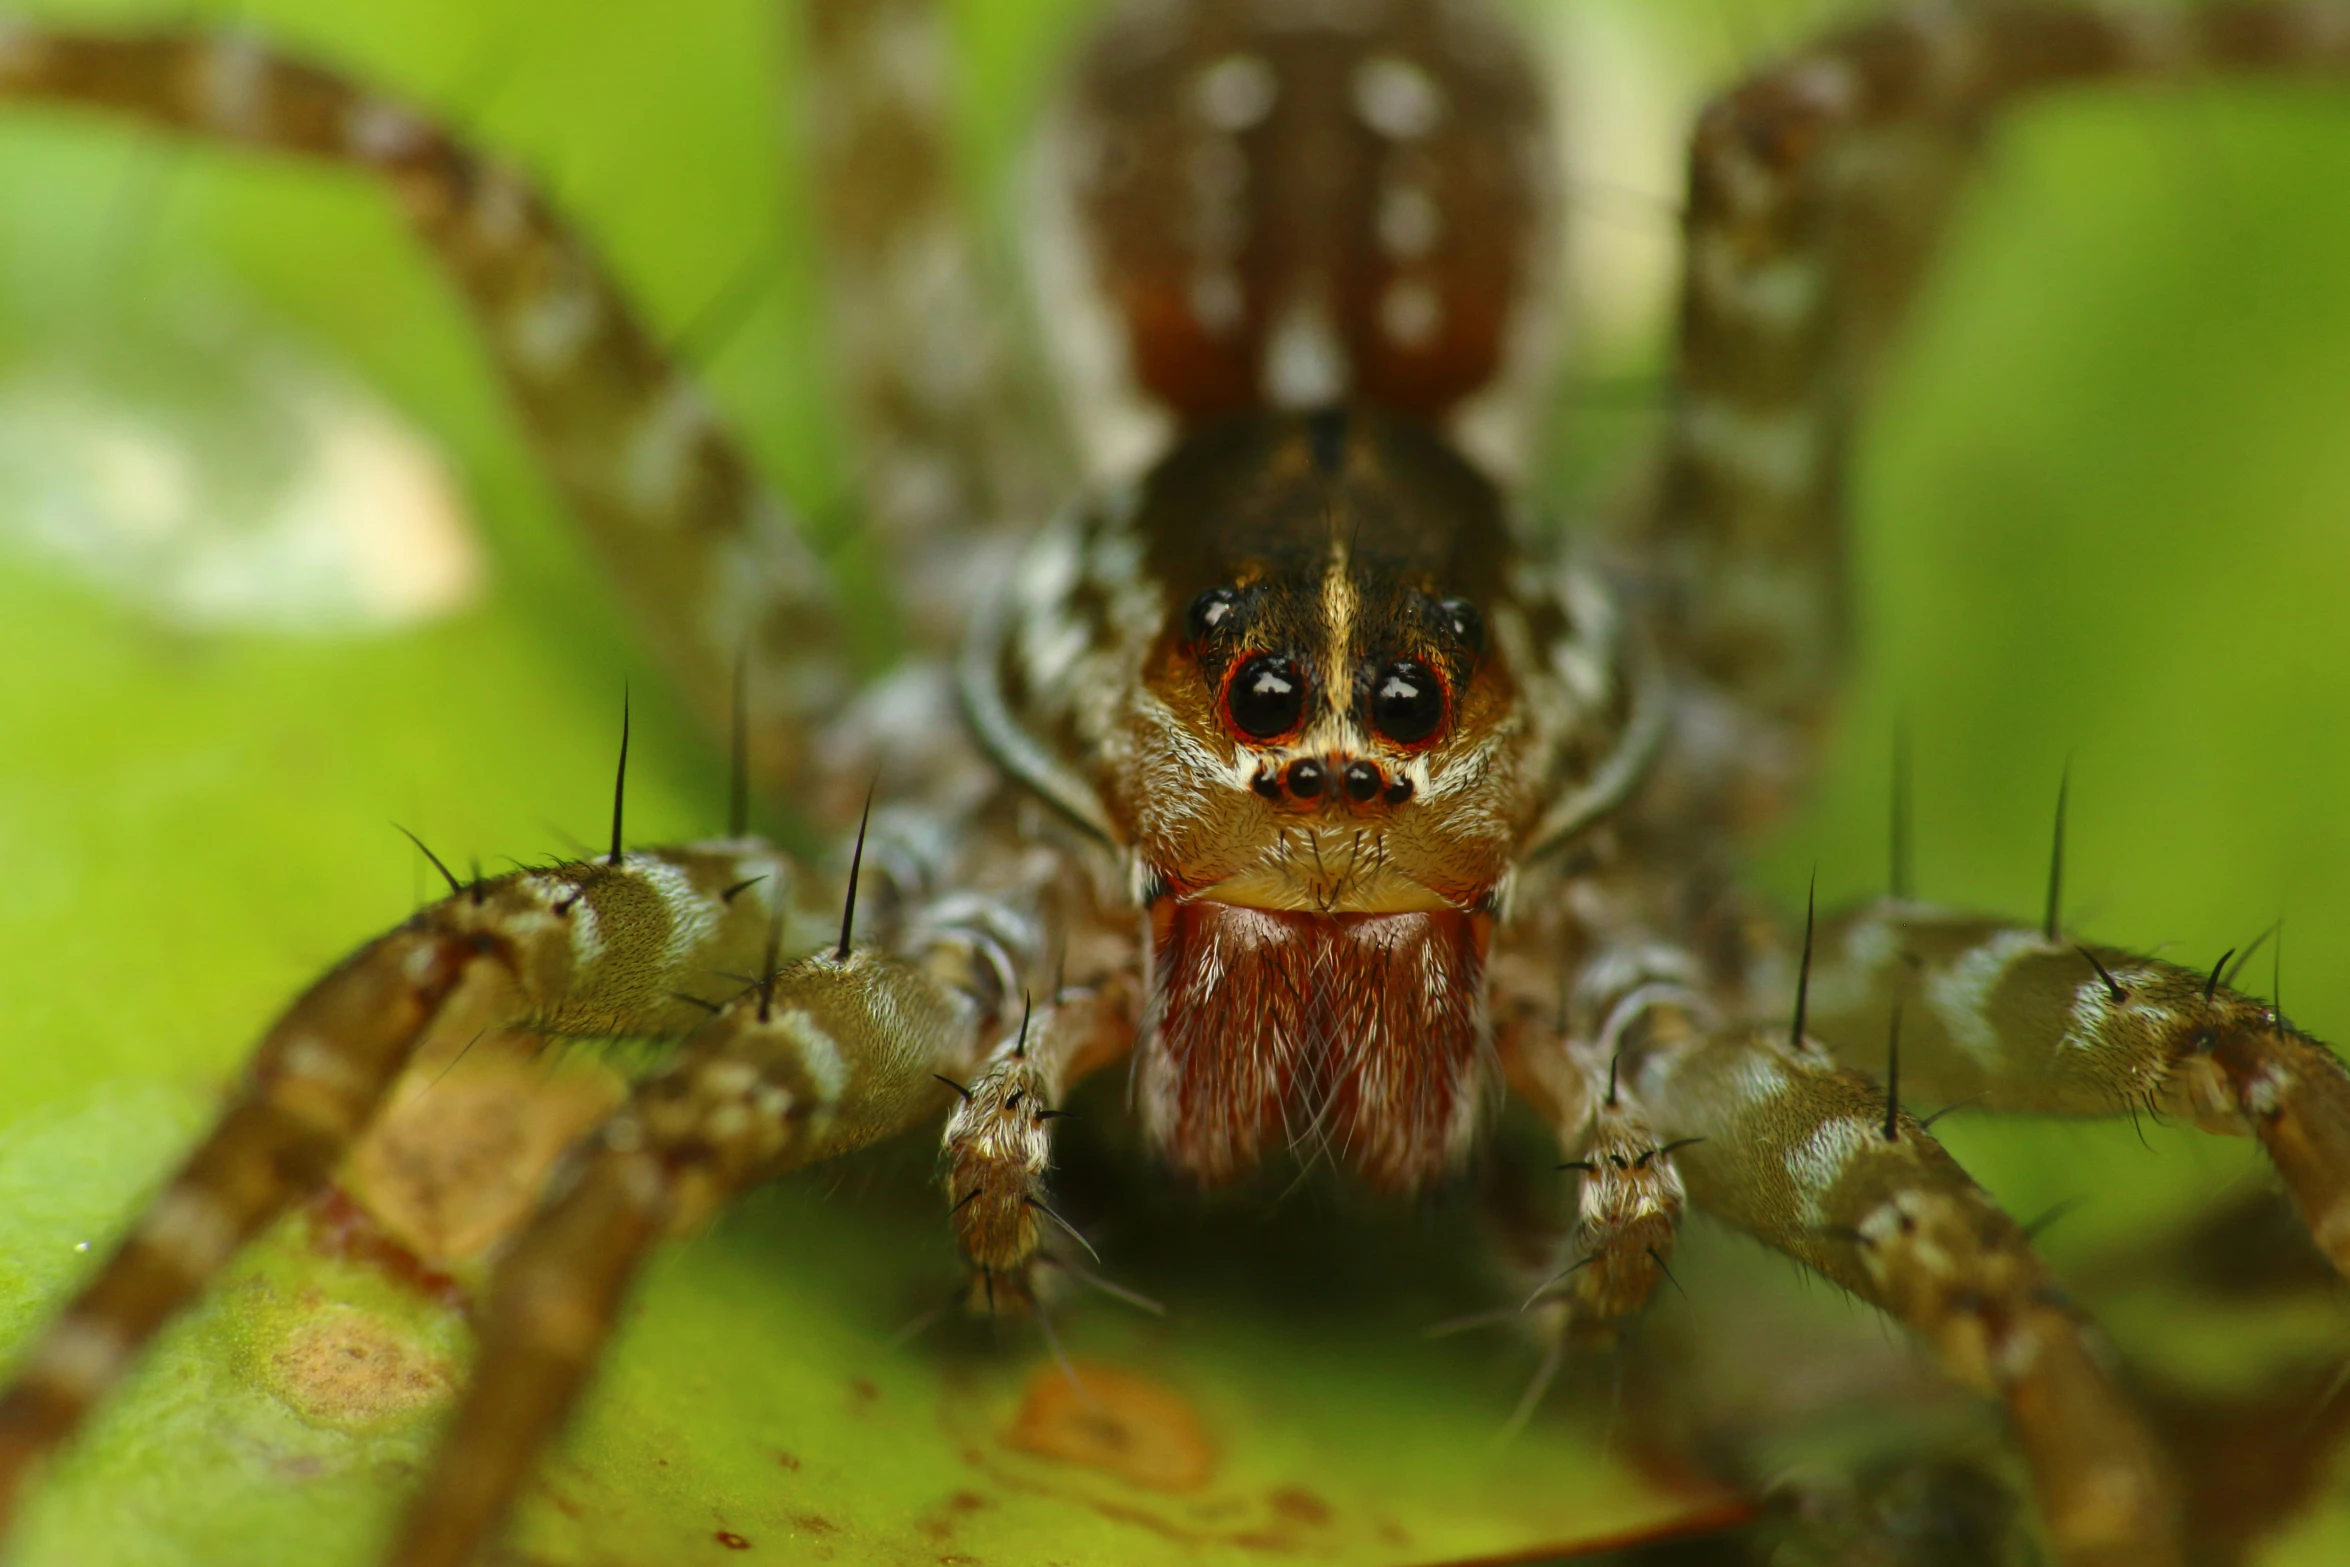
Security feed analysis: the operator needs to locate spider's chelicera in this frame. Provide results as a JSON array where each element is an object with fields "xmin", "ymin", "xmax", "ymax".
[{"xmin": 3, "ymin": 4, "xmax": 2350, "ymax": 1566}]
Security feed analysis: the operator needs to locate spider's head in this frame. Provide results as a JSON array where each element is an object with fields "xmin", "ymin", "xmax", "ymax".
[
  {"xmin": 1100, "ymin": 405, "xmax": 1643, "ymax": 917},
  {"xmin": 971, "ymin": 405, "xmax": 1654, "ymax": 1184}
]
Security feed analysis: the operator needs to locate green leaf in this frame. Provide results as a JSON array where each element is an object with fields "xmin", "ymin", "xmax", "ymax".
[{"xmin": 2, "ymin": 2, "xmax": 2350, "ymax": 1565}]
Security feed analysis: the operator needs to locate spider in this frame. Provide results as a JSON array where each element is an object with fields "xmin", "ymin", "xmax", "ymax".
[{"xmin": 0, "ymin": 3, "xmax": 2350, "ymax": 1567}]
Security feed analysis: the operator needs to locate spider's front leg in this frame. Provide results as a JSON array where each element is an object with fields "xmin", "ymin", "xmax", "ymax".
[
  {"xmin": 1805, "ymin": 900, "xmax": 2350, "ymax": 1279},
  {"xmin": 391, "ymin": 941, "xmax": 988, "ymax": 1567},
  {"xmin": 1635, "ymin": 1017, "xmax": 2179, "ymax": 1567},
  {"xmin": 0, "ymin": 843, "xmax": 808, "ymax": 1518}
]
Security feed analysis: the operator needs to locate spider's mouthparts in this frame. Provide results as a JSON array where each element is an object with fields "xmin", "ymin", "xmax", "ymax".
[{"xmin": 1136, "ymin": 899, "xmax": 1490, "ymax": 1191}]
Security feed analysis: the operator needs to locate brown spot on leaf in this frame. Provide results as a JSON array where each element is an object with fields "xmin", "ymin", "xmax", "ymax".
[
  {"xmin": 775, "ymin": 1449, "xmax": 802, "ymax": 1471},
  {"xmin": 794, "ymin": 1514, "xmax": 840, "ymax": 1535},
  {"xmin": 263, "ymin": 1304, "xmax": 455, "ymax": 1427},
  {"xmin": 1003, "ymin": 1361, "xmax": 1216, "ymax": 1491},
  {"xmin": 346, "ymin": 1038, "xmax": 623, "ymax": 1267},
  {"xmin": 713, "ymin": 1531, "xmax": 751, "ymax": 1550},
  {"xmin": 1268, "ymin": 1485, "xmax": 1332, "ymax": 1526}
]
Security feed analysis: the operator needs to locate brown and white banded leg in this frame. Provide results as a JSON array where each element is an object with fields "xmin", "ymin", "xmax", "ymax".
[
  {"xmin": 1804, "ymin": 901, "xmax": 2350, "ymax": 1279},
  {"xmin": 801, "ymin": 0, "xmax": 1067, "ymax": 614},
  {"xmin": 0, "ymin": 27, "xmax": 842, "ymax": 789},
  {"xmin": 1647, "ymin": 1, "xmax": 2350, "ymax": 735},
  {"xmin": 0, "ymin": 841, "xmax": 815, "ymax": 1520},
  {"xmin": 389, "ymin": 944, "xmax": 984, "ymax": 1567},
  {"xmin": 1636, "ymin": 1022, "xmax": 2179, "ymax": 1567},
  {"xmin": 940, "ymin": 978, "xmax": 1134, "ymax": 1311}
]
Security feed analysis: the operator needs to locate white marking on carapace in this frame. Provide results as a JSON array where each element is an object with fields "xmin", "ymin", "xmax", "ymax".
[
  {"xmin": 1193, "ymin": 53, "xmax": 1280, "ymax": 131},
  {"xmin": 1379, "ymin": 278, "xmax": 1443, "ymax": 347},
  {"xmin": 27, "ymin": 1317, "xmax": 129, "ymax": 1403},
  {"xmin": 195, "ymin": 32, "xmax": 269, "ymax": 138},
  {"xmin": 620, "ymin": 377, "xmax": 716, "ymax": 519},
  {"xmin": 343, "ymin": 95, "xmax": 430, "ymax": 163},
  {"xmin": 1185, "ymin": 136, "xmax": 1250, "ymax": 256},
  {"xmin": 1353, "ymin": 54, "xmax": 1445, "ymax": 140},
  {"xmin": 1925, "ymin": 928, "xmax": 2049, "ymax": 1067},
  {"xmin": 1377, "ymin": 180, "xmax": 1442, "ymax": 260},
  {"xmin": 138, "ymin": 1186, "xmax": 241, "ymax": 1277},
  {"xmin": 1677, "ymin": 397, "xmax": 1820, "ymax": 501},
  {"xmin": 1189, "ymin": 269, "xmax": 1246, "ymax": 336},
  {"xmin": 1784, "ymin": 1114, "xmax": 1884, "ymax": 1225},
  {"xmin": 1262, "ymin": 296, "xmax": 1350, "ymax": 406},
  {"xmin": 1321, "ymin": 540, "xmax": 1358, "ymax": 691}
]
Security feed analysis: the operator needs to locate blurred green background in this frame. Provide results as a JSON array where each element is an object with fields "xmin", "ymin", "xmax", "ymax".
[{"xmin": 0, "ymin": 0, "xmax": 2346, "ymax": 1562}]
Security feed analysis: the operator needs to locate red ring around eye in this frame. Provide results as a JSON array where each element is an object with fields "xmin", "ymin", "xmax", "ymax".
[{"xmin": 1222, "ymin": 654, "xmax": 1309, "ymax": 742}]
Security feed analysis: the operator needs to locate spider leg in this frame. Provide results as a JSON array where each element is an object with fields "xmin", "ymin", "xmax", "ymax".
[
  {"xmin": 0, "ymin": 28, "xmax": 841, "ymax": 790},
  {"xmin": 1636, "ymin": 1018, "xmax": 2180, "ymax": 1567},
  {"xmin": 0, "ymin": 843, "xmax": 809, "ymax": 1524},
  {"xmin": 1647, "ymin": 1, "xmax": 2350, "ymax": 746},
  {"xmin": 1805, "ymin": 901, "xmax": 2350, "ymax": 1279},
  {"xmin": 801, "ymin": 0, "xmax": 1069, "ymax": 600},
  {"xmin": 390, "ymin": 944, "xmax": 982, "ymax": 1567}
]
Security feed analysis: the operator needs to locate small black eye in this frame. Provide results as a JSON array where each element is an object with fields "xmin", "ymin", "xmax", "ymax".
[
  {"xmin": 1227, "ymin": 655, "xmax": 1307, "ymax": 740},
  {"xmin": 1439, "ymin": 598, "xmax": 1484, "ymax": 657},
  {"xmin": 1371, "ymin": 659, "xmax": 1445, "ymax": 744},
  {"xmin": 1188, "ymin": 587, "xmax": 1240, "ymax": 640}
]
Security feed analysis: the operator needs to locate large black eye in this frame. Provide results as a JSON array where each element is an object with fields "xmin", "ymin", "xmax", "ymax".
[
  {"xmin": 1371, "ymin": 659, "xmax": 1445, "ymax": 744},
  {"xmin": 1188, "ymin": 586, "xmax": 1240, "ymax": 641},
  {"xmin": 1226, "ymin": 655, "xmax": 1307, "ymax": 740},
  {"xmin": 1439, "ymin": 598, "xmax": 1484, "ymax": 657}
]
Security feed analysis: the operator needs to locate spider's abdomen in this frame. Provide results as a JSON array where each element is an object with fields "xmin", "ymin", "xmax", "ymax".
[{"xmin": 1056, "ymin": 0, "xmax": 1557, "ymax": 451}]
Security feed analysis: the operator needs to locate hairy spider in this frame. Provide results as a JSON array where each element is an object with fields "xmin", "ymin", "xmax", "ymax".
[{"xmin": 3, "ymin": 1, "xmax": 2350, "ymax": 1565}]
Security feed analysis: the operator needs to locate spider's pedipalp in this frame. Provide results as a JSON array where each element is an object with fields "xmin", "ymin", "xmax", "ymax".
[
  {"xmin": 391, "ymin": 944, "xmax": 982, "ymax": 1567},
  {"xmin": 1642, "ymin": 1026, "xmax": 2180, "ymax": 1567},
  {"xmin": 0, "ymin": 27, "xmax": 847, "ymax": 798},
  {"xmin": 941, "ymin": 982, "xmax": 1136, "ymax": 1307},
  {"xmin": 1805, "ymin": 901, "xmax": 2350, "ymax": 1280},
  {"xmin": 0, "ymin": 843, "xmax": 806, "ymax": 1527}
]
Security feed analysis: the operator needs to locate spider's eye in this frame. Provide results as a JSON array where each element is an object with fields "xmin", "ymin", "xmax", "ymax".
[
  {"xmin": 1225, "ymin": 654, "xmax": 1308, "ymax": 740},
  {"xmin": 1439, "ymin": 598, "xmax": 1484, "ymax": 657},
  {"xmin": 1370, "ymin": 659, "xmax": 1445, "ymax": 745},
  {"xmin": 1188, "ymin": 586, "xmax": 1240, "ymax": 641}
]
